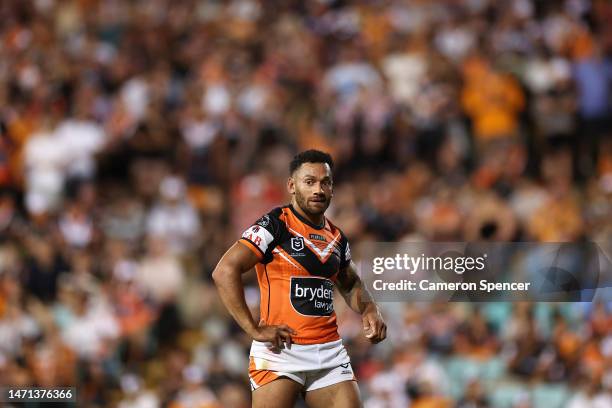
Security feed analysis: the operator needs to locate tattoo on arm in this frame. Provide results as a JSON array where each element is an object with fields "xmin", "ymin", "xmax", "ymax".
[{"xmin": 336, "ymin": 263, "xmax": 374, "ymax": 314}]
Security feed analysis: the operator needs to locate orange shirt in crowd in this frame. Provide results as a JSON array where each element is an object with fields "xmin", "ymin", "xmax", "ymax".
[{"xmin": 461, "ymin": 57, "xmax": 525, "ymax": 140}]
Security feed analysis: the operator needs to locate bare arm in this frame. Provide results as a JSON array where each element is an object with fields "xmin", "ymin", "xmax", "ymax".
[
  {"xmin": 336, "ymin": 261, "xmax": 387, "ymax": 343},
  {"xmin": 212, "ymin": 242, "xmax": 260, "ymax": 336},
  {"xmin": 212, "ymin": 241, "xmax": 295, "ymax": 349}
]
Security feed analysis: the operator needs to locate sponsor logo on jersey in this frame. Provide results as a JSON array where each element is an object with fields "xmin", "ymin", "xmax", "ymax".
[
  {"xmin": 290, "ymin": 277, "xmax": 334, "ymax": 316},
  {"xmin": 309, "ymin": 233, "xmax": 327, "ymax": 242},
  {"xmin": 242, "ymin": 223, "xmax": 274, "ymax": 253},
  {"xmin": 242, "ymin": 229, "xmax": 263, "ymax": 248}
]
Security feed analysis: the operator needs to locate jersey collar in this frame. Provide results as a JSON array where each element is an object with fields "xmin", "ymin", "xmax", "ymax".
[{"xmin": 288, "ymin": 204, "xmax": 326, "ymax": 230}]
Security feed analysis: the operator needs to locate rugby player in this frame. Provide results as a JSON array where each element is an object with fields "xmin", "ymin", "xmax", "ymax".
[{"xmin": 212, "ymin": 149, "xmax": 386, "ymax": 407}]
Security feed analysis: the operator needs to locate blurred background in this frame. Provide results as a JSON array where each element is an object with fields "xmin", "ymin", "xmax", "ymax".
[{"xmin": 0, "ymin": 0, "xmax": 611, "ymax": 407}]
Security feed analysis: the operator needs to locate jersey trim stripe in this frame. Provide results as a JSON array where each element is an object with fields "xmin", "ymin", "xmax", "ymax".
[
  {"xmin": 286, "ymin": 226, "xmax": 340, "ymax": 262},
  {"xmin": 264, "ymin": 264, "xmax": 271, "ymax": 321}
]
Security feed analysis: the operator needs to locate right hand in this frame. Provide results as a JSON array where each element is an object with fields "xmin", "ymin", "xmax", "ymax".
[{"xmin": 251, "ymin": 324, "xmax": 296, "ymax": 351}]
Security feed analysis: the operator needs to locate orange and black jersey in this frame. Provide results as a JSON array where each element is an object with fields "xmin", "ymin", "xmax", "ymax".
[{"xmin": 239, "ymin": 205, "xmax": 351, "ymax": 345}]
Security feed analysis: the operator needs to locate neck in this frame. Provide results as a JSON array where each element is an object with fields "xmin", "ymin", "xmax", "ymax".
[{"xmin": 291, "ymin": 200, "xmax": 324, "ymax": 227}]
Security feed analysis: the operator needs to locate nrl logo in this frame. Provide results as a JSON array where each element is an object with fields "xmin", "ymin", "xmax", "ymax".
[{"xmin": 291, "ymin": 237, "xmax": 304, "ymax": 252}]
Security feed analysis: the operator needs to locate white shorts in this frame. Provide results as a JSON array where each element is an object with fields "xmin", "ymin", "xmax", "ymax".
[
  {"xmin": 249, "ymin": 339, "xmax": 351, "ymax": 372},
  {"xmin": 249, "ymin": 359, "xmax": 356, "ymax": 392},
  {"xmin": 248, "ymin": 339, "xmax": 355, "ymax": 392}
]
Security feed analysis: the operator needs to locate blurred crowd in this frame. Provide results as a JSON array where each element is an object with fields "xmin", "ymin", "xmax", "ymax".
[{"xmin": 0, "ymin": 0, "xmax": 611, "ymax": 407}]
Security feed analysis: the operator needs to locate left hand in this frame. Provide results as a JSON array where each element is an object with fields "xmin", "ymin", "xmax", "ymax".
[{"xmin": 362, "ymin": 306, "xmax": 387, "ymax": 344}]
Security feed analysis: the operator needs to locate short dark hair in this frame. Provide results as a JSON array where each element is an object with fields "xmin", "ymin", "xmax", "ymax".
[{"xmin": 289, "ymin": 150, "xmax": 334, "ymax": 175}]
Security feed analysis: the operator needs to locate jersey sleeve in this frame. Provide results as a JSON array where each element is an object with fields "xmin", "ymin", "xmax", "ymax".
[{"xmin": 238, "ymin": 210, "xmax": 281, "ymax": 261}]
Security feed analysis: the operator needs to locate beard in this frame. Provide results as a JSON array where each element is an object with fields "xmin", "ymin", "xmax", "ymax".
[{"xmin": 295, "ymin": 189, "xmax": 331, "ymax": 216}]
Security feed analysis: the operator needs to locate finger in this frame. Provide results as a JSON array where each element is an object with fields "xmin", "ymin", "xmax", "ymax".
[
  {"xmin": 280, "ymin": 330, "xmax": 293, "ymax": 349},
  {"xmin": 362, "ymin": 315, "xmax": 371, "ymax": 333},
  {"xmin": 278, "ymin": 324, "xmax": 296, "ymax": 335},
  {"xmin": 366, "ymin": 317, "xmax": 380, "ymax": 338},
  {"xmin": 375, "ymin": 320, "xmax": 383, "ymax": 337},
  {"xmin": 265, "ymin": 338, "xmax": 281, "ymax": 352},
  {"xmin": 267, "ymin": 333, "xmax": 282, "ymax": 351},
  {"xmin": 368, "ymin": 314, "xmax": 379, "ymax": 330},
  {"xmin": 363, "ymin": 326, "xmax": 374, "ymax": 338},
  {"xmin": 369, "ymin": 314, "xmax": 380, "ymax": 332},
  {"xmin": 372, "ymin": 323, "xmax": 385, "ymax": 344},
  {"xmin": 365, "ymin": 326, "xmax": 375, "ymax": 338},
  {"xmin": 271, "ymin": 334, "xmax": 281, "ymax": 350},
  {"xmin": 277, "ymin": 333, "xmax": 287, "ymax": 349},
  {"xmin": 278, "ymin": 330, "xmax": 292, "ymax": 349},
  {"xmin": 278, "ymin": 328, "xmax": 292, "ymax": 337}
]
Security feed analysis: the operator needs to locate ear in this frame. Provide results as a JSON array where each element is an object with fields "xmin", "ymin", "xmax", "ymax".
[{"xmin": 287, "ymin": 177, "xmax": 295, "ymax": 195}]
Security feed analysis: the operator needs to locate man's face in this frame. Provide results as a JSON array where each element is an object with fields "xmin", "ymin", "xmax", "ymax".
[{"xmin": 289, "ymin": 162, "xmax": 333, "ymax": 216}]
